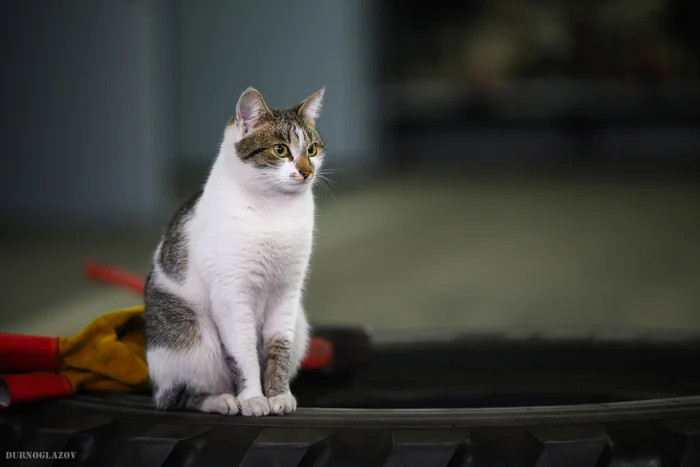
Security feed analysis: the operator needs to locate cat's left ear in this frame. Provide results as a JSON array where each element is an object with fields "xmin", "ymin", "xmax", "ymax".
[
  {"xmin": 236, "ymin": 87, "xmax": 272, "ymax": 133},
  {"xmin": 297, "ymin": 87, "xmax": 325, "ymax": 124}
]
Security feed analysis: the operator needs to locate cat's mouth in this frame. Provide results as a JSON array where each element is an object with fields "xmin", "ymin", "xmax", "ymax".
[
  {"xmin": 281, "ymin": 175, "xmax": 313, "ymax": 192},
  {"xmin": 289, "ymin": 174, "xmax": 313, "ymax": 184}
]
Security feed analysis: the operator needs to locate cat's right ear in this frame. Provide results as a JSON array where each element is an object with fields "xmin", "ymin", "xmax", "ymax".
[{"xmin": 235, "ymin": 87, "xmax": 272, "ymax": 134}]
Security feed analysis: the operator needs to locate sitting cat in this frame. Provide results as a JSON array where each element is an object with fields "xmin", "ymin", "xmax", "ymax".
[{"xmin": 144, "ymin": 87, "xmax": 326, "ymax": 416}]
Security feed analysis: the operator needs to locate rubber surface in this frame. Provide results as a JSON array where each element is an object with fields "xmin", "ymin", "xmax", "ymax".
[
  {"xmin": 2, "ymin": 395, "xmax": 700, "ymax": 466},
  {"xmin": 2, "ymin": 331, "xmax": 700, "ymax": 466}
]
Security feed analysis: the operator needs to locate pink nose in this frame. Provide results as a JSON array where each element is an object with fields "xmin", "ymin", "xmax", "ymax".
[{"xmin": 299, "ymin": 170, "xmax": 311, "ymax": 179}]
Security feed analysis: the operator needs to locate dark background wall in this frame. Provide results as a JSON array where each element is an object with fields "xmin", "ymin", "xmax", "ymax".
[
  {"xmin": 1, "ymin": 0, "xmax": 699, "ymax": 335},
  {"xmin": 178, "ymin": 0, "xmax": 379, "ymax": 179},
  {"xmin": 0, "ymin": 0, "xmax": 178, "ymax": 229},
  {"xmin": 0, "ymin": 0, "xmax": 381, "ymax": 231}
]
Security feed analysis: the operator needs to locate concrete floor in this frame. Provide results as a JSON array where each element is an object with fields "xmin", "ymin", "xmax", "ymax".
[{"xmin": 3, "ymin": 174, "xmax": 700, "ymax": 337}]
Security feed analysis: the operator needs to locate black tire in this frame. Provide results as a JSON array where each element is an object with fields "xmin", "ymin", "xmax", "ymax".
[{"xmin": 2, "ymin": 329, "xmax": 700, "ymax": 466}]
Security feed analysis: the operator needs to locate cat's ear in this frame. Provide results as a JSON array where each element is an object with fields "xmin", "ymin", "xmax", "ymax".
[
  {"xmin": 235, "ymin": 87, "xmax": 272, "ymax": 132},
  {"xmin": 297, "ymin": 87, "xmax": 325, "ymax": 124}
]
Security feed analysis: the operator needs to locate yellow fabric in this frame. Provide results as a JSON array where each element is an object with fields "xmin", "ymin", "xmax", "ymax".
[{"xmin": 57, "ymin": 305, "xmax": 151, "ymax": 393}]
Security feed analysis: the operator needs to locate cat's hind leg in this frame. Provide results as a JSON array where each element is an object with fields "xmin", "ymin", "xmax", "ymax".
[
  {"xmin": 148, "ymin": 343, "xmax": 240, "ymax": 415},
  {"xmin": 145, "ymin": 281, "xmax": 239, "ymax": 415},
  {"xmin": 153, "ymin": 380, "xmax": 239, "ymax": 415}
]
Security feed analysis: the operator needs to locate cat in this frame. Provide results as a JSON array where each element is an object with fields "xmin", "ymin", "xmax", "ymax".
[{"xmin": 144, "ymin": 87, "xmax": 326, "ymax": 417}]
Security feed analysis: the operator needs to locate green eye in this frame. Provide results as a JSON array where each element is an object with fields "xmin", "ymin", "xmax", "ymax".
[
  {"xmin": 273, "ymin": 144, "xmax": 289, "ymax": 157},
  {"xmin": 307, "ymin": 143, "xmax": 318, "ymax": 157}
]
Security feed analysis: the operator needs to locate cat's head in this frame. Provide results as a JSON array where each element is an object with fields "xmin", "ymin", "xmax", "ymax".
[{"xmin": 225, "ymin": 87, "xmax": 326, "ymax": 195}]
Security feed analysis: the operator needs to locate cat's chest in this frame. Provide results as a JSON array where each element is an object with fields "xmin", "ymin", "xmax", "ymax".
[
  {"xmin": 196, "ymin": 196, "xmax": 314, "ymax": 276},
  {"xmin": 232, "ymin": 218, "xmax": 312, "ymax": 286},
  {"xmin": 248, "ymin": 214, "xmax": 309, "ymax": 247},
  {"xmin": 216, "ymin": 206, "xmax": 312, "ymax": 262}
]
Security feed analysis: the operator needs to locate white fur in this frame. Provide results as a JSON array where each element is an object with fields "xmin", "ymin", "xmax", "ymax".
[
  {"xmin": 147, "ymin": 95, "xmax": 323, "ymax": 416},
  {"xmin": 200, "ymin": 393, "xmax": 239, "ymax": 415}
]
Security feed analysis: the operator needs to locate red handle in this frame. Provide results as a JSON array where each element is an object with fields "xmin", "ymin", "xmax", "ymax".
[
  {"xmin": 0, "ymin": 334, "xmax": 60, "ymax": 373},
  {"xmin": 0, "ymin": 373, "xmax": 73, "ymax": 408},
  {"xmin": 84, "ymin": 261, "xmax": 145, "ymax": 295}
]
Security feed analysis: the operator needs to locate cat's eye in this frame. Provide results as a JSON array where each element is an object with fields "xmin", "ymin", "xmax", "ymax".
[
  {"xmin": 273, "ymin": 144, "xmax": 289, "ymax": 157},
  {"xmin": 307, "ymin": 144, "xmax": 318, "ymax": 157}
]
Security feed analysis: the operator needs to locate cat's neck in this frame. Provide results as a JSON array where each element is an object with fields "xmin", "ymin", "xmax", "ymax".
[{"xmin": 204, "ymin": 154, "xmax": 313, "ymax": 211}]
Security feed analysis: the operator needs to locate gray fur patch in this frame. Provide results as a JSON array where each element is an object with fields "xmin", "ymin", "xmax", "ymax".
[
  {"xmin": 144, "ymin": 272, "xmax": 200, "ymax": 350},
  {"xmin": 222, "ymin": 345, "xmax": 245, "ymax": 394},
  {"xmin": 263, "ymin": 336, "xmax": 293, "ymax": 397},
  {"xmin": 154, "ymin": 383, "xmax": 209, "ymax": 411},
  {"xmin": 157, "ymin": 190, "xmax": 202, "ymax": 283},
  {"xmin": 234, "ymin": 108, "xmax": 323, "ymax": 169}
]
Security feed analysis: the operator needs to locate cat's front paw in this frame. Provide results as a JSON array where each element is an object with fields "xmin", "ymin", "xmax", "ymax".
[
  {"xmin": 268, "ymin": 392, "xmax": 297, "ymax": 415},
  {"xmin": 239, "ymin": 396, "xmax": 270, "ymax": 417}
]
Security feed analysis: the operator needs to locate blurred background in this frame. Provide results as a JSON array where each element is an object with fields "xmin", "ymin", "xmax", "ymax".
[{"xmin": 1, "ymin": 0, "xmax": 699, "ymax": 337}]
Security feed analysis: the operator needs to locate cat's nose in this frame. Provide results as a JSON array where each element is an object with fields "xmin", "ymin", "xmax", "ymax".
[{"xmin": 299, "ymin": 170, "xmax": 311, "ymax": 180}]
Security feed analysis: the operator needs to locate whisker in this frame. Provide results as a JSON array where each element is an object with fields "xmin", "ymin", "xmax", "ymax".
[
  {"xmin": 318, "ymin": 167, "xmax": 346, "ymax": 173},
  {"xmin": 313, "ymin": 176, "xmax": 336, "ymax": 199},
  {"xmin": 316, "ymin": 174, "xmax": 338, "ymax": 190}
]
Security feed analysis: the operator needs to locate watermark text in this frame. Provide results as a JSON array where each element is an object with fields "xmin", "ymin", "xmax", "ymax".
[{"xmin": 6, "ymin": 451, "xmax": 77, "ymax": 460}]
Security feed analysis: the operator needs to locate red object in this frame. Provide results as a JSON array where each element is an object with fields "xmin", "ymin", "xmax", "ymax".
[
  {"xmin": 0, "ymin": 334, "xmax": 68, "ymax": 407},
  {"xmin": 84, "ymin": 261, "xmax": 145, "ymax": 295},
  {"xmin": 301, "ymin": 336, "xmax": 334, "ymax": 370},
  {"xmin": 0, "ymin": 373, "xmax": 73, "ymax": 407},
  {"xmin": 0, "ymin": 334, "xmax": 60, "ymax": 373}
]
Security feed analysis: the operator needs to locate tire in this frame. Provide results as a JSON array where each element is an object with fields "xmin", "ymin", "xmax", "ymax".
[{"xmin": 2, "ymin": 329, "xmax": 700, "ymax": 467}]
